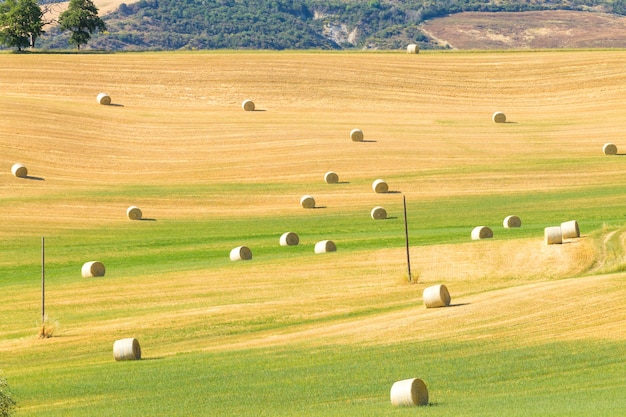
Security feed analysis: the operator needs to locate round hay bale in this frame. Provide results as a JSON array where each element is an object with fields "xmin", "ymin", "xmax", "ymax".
[
  {"xmin": 97, "ymin": 92, "xmax": 111, "ymax": 105},
  {"xmin": 242, "ymin": 99, "xmax": 255, "ymax": 111},
  {"xmin": 406, "ymin": 44, "xmax": 419, "ymax": 54},
  {"xmin": 11, "ymin": 163, "xmax": 28, "ymax": 178},
  {"xmin": 350, "ymin": 128, "xmax": 364, "ymax": 142},
  {"xmin": 561, "ymin": 220, "xmax": 580, "ymax": 239},
  {"xmin": 81, "ymin": 261, "xmax": 105, "ymax": 278},
  {"xmin": 372, "ymin": 179, "xmax": 388, "ymax": 194},
  {"xmin": 113, "ymin": 338, "xmax": 141, "ymax": 361},
  {"xmin": 126, "ymin": 206, "xmax": 142, "ymax": 220},
  {"xmin": 471, "ymin": 226, "xmax": 493, "ymax": 240},
  {"xmin": 390, "ymin": 378, "xmax": 428, "ymax": 407},
  {"xmin": 492, "ymin": 111, "xmax": 506, "ymax": 123},
  {"xmin": 544, "ymin": 226, "xmax": 562, "ymax": 245},
  {"xmin": 324, "ymin": 171, "xmax": 339, "ymax": 184},
  {"xmin": 300, "ymin": 195, "xmax": 316, "ymax": 209},
  {"xmin": 230, "ymin": 246, "xmax": 252, "ymax": 261},
  {"xmin": 314, "ymin": 240, "xmax": 336, "ymax": 254},
  {"xmin": 279, "ymin": 232, "xmax": 299, "ymax": 246},
  {"xmin": 503, "ymin": 215, "xmax": 522, "ymax": 228},
  {"xmin": 371, "ymin": 206, "xmax": 387, "ymax": 220},
  {"xmin": 603, "ymin": 143, "xmax": 618, "ymax": 155},
  {"xmin": 423, "ymin": 284, "xmax": 451, "ymax": 308}
]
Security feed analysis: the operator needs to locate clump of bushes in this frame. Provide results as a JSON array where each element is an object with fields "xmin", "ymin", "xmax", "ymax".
[{"xmin": 0, "ymin": 374, "xmax": 15, "ymax": 417}]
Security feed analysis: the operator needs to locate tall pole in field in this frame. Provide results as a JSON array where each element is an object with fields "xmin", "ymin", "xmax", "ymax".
[
  {"xmin": 41, "ymin": 236, "xmax": 45, "ymax": 335},
  {"xmin": 403, "ymin": 195, "xmax": 412, "ymax": 282}
]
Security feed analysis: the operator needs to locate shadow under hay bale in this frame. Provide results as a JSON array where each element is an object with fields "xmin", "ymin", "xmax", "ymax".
[
  {"xmin": 561, "ymin": 220, "xmax": 580, "ymax": 239},
  {"xmin": 300, "ymin": 195, "xmax": 316, "ymax": 209},
  {"xmin": 372, "ymin": 179, "xmax": 388, "ymax": 193},
  {"xmin": 603, "ymin": 143, "xmax": 617, "ymax": 155},
  {"xmin": 242, "ymin": 99, "xmax": 255, "ymax": 111},
  {"xmin": 11, "ymin": 163, "xmax": 28, "ymax": 178},
  {"xmin": 314, "ymin": 240, "xmax": 336, "ymax": 253},
  {"xmin": 81, "ymin": 261, "xmax": 105, "ymax": 278},
  {"xmin": 371, "ymin": 206, "xmax": 387, "ymax": 220},
  {"xmin": 126, "ymin": 206, "xmax": 142, "ymax": 220},
  {"xmin": 279, "ymin": 232, "xmax": 299, "ymax": 246},
  {"xmin": 230, "ymin": 246, "xmax": 252, "ymax": 261},
  {"xmin": 97, "ymin": 92, "xmax": 111, "ymax": 105},
  {"xmin": 113, "ymin": 338, "xmax": 141, "ymax": 361},
  {"xmin": 544, "ymin": 226, "xmax": 562, "ymax": 245},
  {"xmin": 471, "ymin": 226, "xmax": 493, "ymax": 240},
  {"xmin": 324, "ymin": 171, "xmax": 339, "ymax": 184},
  {"xmin": 390, "ymin": 378, "xmax": 429, "ymax": 406},
  {"xmin": 423, "ymin": 284, "xmax": 451, "ymax": 308},
  {"xmin": 350, "ymin": 128, "xmax": 364, "ymax": 142},
  {"xmin": 503, "ymin": 215, "xmax": 522, "ymax": 228},
  {"xmin": 492, "ymin": 111, "xmax": 506, "ymax": 123},
  {"xmin": 406, "ymin": 44, "xmax": 419, "ymax": 54}
]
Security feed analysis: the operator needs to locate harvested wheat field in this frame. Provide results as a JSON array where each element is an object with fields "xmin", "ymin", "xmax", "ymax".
[{"xmin": 1, "ymin": 51, "xmax": 626, "ymax": 416}]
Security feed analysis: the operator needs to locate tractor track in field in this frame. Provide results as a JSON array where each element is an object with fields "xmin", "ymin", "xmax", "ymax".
[{"xmin": 588, "ymin": 228, "xmax": 626, "ymax": 274}]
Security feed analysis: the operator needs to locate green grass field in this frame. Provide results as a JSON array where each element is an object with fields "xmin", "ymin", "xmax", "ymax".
[{"xmin": 1, "ymin": 50, "xmax": 626, "ymax": 416}]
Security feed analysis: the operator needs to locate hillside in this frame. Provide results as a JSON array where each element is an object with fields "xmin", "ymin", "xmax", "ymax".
[
  {"xmin": 421, "ymin": 10, "xmax": 626, "ymax": 49},
  {"xmin": 30, "ymin": 0, "xmax": 626, "ymax": 50},
  {"xmin": 1, "ymin": 50, "xmax": 626, "ymax": 415}
]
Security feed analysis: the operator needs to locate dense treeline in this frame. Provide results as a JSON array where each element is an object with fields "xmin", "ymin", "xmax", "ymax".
[
  {"xmin": 31, "ymin": 0, "xmax": 626, "ymax": 50},
  {"xmin": 41, "ymin": 0, "xmax": 339, "ymax": 49}
]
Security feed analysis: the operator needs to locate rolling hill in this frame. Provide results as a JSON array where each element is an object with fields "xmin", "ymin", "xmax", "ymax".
[
  {"xmin": 1, "ymin": 50, "xmax": 626, "ymax": 416},
  {"xmin": 421, "ymin": 10, "xmax": 626, "ymax": 49}
]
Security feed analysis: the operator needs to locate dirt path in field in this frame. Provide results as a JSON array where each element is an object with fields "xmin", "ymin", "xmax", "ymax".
[
  {"xmin": 585, "ymin": 228, "xmax": 626, "ymax": 275},
  {"xmin": 589, "ymin": 230, "xmax": 617, "ymax": 273}
]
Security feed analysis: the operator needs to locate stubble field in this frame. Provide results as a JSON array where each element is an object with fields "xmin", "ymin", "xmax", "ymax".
[{"xmin": 1, "ymin": 50, "xmax": 626, "ymax": 416}]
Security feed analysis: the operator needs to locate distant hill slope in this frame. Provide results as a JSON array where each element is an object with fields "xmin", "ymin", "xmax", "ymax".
[
  {"xmin": 32, "ymin": 0, "xmax": 626, "ymax": 50},
  {"xmin": 421, "ymin": 10, "xmax": 626, "ymax": 49}
]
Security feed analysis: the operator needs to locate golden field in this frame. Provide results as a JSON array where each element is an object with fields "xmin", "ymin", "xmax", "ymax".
[{"xmin": 1, "ymin": 50, "xmax": 626, "ymax": 415}]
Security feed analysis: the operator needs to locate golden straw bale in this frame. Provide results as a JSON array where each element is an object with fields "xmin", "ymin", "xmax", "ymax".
[
  {"xmin": 423, "ymin": 284, "xmax": 451, "ymax": 308},
  {"xmin": 471, "ymin": 226, "xmax": 493, "ymax": 240},
  {"xmin": 279, "ymin": 232, "xmax": 299, "ymax": 246},
  {"xmin": 370, "ymin": 206, "xmax": 387, "ymax": 220},
  {"xmin": 350, "ymin": 128, "xmax": 364, "ymax": 142},
  {"xmin": 390, "ymin": 378, "xmax": 429, "ymax": 406},
  {"xmin": 97, "ymin": 93, "xmax": 111, "ymax": 105},
  {"xmin": 492, "ymin": 111, "xmax": 506, "ymax": 123},
  {"xmin": 230, "ymin": 246, "xmax": 252, "ymax": 261},
  {"xmin": 544, "ymin": 226, "xmax": 562, "ymax": 245},
  {"xmin": 503, "ymin": 215, "xmax": 522, "ymax": 228},
  {"xmin": 561, "ymin": 220, "xmax": 580, "ymax": 239},
  {"xmin": 300, "ymin": 195, "xmax": 316, "ymax": 209},
  {"xmin": 81, "ymin": 261, "xmax": 105, "ymax": 278},
  {"xmin": 406, "ymin": 44, "xmax": 419, "ymax": 54},
  {"xmin": 603, "ymin": 143, "xmax": 617, "ymax": 155},
  {"xmin": 372, "ymin": 179, "xmax": 388, "ymax": 193},
  {"xmin": 242, "ymin": 99, "xmax": 255, "ymax": 111},
  {"xmin": 113, "ymin": 338, "xmax": 141, "ymax": 361},
  {"xmin": 314, "ymin": 240, "xmax": 336, "ymax": 253},
  {"xmin": 11, "ymin": 163, "xmax": 28, "ymax": 178},
  {"xmin": 126, "ymin": 206, "xmax": 142, "ymax": 220},
  {"xmin": 324, "ymin": 171, "xmax": 339, "ymax": 184}
]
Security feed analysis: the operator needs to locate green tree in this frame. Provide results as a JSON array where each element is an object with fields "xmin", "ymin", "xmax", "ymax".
[
  {"xmin": 0, "ymin": 0, "xmax": 44, "ymax": 51},
  {"xmin": 0, "ymin": 374, "xmax": 15, "ymax": 417},
  {"xmin": 614, "ymin": 0, "xmax": 626, "ymax": 15},
  {"xmin": 58, "ymin": 0, "xmax": 106, "ymax": 49}
]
